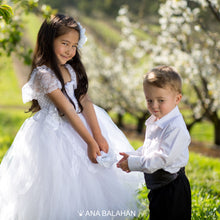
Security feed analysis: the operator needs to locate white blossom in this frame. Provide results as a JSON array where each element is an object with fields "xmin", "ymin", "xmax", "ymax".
[{"xmin": 151, "ymin": 0, "xmax": 220, "ymax": 117}]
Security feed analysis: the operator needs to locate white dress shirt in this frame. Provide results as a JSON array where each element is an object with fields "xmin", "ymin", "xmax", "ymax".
[{"xmin": 128, "ymin": 106, "xmax": 191, "ymax": 174}]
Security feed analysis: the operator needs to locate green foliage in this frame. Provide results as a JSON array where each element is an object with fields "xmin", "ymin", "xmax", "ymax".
[
  {"xmin": 134, "ymin": 186, "xmax": 150, "ymax": 219},
  {"xmin": 12, "ymin": 0, "xmax": 38, "ymax": 12},
  {"xmin": 0, "ymin": 0, "xmax": 55, "ymax": 65},
  {"xmin": 0, "ymin": 4, "xmax": 13, "ymax": 23}
]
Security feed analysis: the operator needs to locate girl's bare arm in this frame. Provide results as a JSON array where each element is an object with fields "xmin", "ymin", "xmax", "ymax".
[
  {"xmin": 48, "ymin": 89, "xmax": 101, "ymax": 163},
  {"xmin": 81, "ymin": 94, "xmax": 109, "ymax": 153}
]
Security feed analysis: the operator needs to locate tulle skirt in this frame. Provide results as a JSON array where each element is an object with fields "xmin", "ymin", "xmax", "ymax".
[{"xmin": 0, "ymin": 105, "xmax": 144, "ymax": 220}]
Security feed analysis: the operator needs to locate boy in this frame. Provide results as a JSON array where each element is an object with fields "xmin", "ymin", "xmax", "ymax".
[{"xmin": 117, "ymin": 66, "xmax": 191, "ymax": 220}]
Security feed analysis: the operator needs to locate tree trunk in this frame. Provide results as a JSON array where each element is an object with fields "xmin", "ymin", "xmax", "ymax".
[
  {"xmin": 186, "ymin": 117, "xmax": 203, "ymax": 132},
  {"xmin": 136, "ymin": 112, "xmax": 149, "ymax": 134},
  {"xmin": 214, "ymin": 118, "xmax": 220, "ymax": 147},
  {"xmin": 117, "ymin": 113, "xmax": 124, "ymax": 128}
]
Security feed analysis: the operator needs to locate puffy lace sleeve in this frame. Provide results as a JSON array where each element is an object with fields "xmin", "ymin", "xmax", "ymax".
[{"xmin": 22, "ymin": 66, "xmax": 61, "ymax": 103}]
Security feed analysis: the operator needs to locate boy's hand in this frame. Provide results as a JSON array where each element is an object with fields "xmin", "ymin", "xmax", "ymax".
[{"xmin": 117, "ymin": 152, "xmax": 131, "ymax": 173}]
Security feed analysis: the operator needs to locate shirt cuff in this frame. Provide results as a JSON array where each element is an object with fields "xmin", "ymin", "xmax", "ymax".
[
  {"xmin": 128, "ymin": 155, "xmax": 142, "ymax": 171},
  {"xmin": 125, "ymin": 151, "xmax": 140, "ymax": 156}
]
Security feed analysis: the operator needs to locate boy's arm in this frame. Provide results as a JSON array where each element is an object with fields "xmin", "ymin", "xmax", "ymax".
[
  {"xmin": 117, "ymin": 146, "xmax": 143, "ymax": 172},
  {"xmin": 125, "ymin": 145, "xmax": 143, "ymax": 156},
  {"xmin": 127, "ymin": 127, "xmax": 190, "ymax": 173}
]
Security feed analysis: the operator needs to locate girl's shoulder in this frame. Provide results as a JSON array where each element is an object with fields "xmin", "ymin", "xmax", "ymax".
[
  {"xmin": 32, "ymin": 65, "xmax": 55, "ymax": 77},
  {"xmin": 30, "ymin": 65, "xmax": 59, "ymax": 85},
  {"xmin": 23, "ymin": 65, "xmax": 61, "ymax": 100}
]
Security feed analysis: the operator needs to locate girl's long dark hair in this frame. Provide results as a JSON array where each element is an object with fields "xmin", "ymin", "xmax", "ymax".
[{"xmin": 28, "ymin": 14, "xmax": 88, "ymax": 113}]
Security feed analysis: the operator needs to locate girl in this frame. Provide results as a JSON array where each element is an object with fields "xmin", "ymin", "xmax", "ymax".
[{"xmin": 0, "ymin": 14, "xmax": 143, "ymax": 219}]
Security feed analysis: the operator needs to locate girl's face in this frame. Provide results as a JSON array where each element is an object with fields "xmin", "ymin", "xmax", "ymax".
[
  {"xmin": 144, "ymin": 84, "xmax": 182, "ymax": 120},
  {"xmin": 53, "ymin": 29, "xmax": 79, "ymax": 65}
]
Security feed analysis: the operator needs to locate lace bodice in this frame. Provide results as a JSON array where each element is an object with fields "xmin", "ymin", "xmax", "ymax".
[{"xmin": 22, "ymin": 64, "xmax": 79, "ymax": 113}]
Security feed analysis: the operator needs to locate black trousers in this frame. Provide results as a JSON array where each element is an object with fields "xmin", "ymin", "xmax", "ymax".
[{"xmin": 147, "ymin": 170, "xmax": 191, "ymax": 220}]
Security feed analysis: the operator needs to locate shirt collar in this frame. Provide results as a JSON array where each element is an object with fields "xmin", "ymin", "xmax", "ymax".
[{"xmin": 145, "ymin": 106, "xmax": 181, "ymax": 129}]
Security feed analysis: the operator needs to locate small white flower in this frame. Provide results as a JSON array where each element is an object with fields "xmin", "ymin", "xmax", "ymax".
[{"xmin": 77, "ymin": 22, "xmax": 87, "ymax": 49}]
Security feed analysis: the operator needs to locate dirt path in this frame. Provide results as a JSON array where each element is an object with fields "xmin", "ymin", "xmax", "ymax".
[
  {"xmin": 189, "ymin": 141, "xmax": 220, "ymax": 159},
  {"xmin": 12, "ymin": 55, "xmax": 30, "ymax": 88}
]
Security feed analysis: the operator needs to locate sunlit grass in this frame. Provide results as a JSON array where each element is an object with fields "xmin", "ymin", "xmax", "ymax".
[
  {"xmin": 190, "ymin": 121, "xmax": 214, "ymax": 144},
  {"xmin": 0, "ymin": 55, "xmax": 22, "ymax": 106}
]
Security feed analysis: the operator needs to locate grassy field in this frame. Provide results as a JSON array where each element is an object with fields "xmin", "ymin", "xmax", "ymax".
[
  {"xmin": 0, "ymin": 120, "xmax": 219, "ymax": 219},
  {"xmin": 0, "ymin": 56, "xmax": 23, "ymax": 106}
]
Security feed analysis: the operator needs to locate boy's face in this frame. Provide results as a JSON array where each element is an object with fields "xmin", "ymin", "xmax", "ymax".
[{"xmin": 144, "ymin": 84, "xmax": 182, "ymax": 120}]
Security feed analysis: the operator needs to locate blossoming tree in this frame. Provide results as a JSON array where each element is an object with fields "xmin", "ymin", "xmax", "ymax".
[
  {"xmin": 151, "ymin": 0, "xmax": 220, "ymax": 146},
  {"xmin": 82, "ymin": 5, "xmax": 151, "ymax": 132}
]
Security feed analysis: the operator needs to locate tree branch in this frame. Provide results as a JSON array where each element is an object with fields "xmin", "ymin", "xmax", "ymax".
[{"xmin": 206, "ymin": 0, "xmax": 220, "ymax": 22}]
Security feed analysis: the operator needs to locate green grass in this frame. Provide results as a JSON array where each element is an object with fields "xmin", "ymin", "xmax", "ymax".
[
  {"xmin": 190, "ymin": 121, "xmax": 214, "ymax": 144},
  {"xmin": 0, "ymin": 56, "xmax": 22, "ymax": 106}
]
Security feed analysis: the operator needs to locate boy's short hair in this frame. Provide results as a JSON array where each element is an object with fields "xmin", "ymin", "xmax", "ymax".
[{"xmin": 143, "ymin": 65, "xmax": 182, "ymax": 94}]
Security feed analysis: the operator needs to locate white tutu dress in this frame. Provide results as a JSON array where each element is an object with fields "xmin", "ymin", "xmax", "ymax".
[{"xmin": 0, "ymin": 64, "xmax": 144, "ymax": 220}]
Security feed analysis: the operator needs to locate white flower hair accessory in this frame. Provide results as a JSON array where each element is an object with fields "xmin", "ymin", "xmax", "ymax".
[{"xmin": 77, "ymin": 22, "xmax": 87, "ymax": 49}]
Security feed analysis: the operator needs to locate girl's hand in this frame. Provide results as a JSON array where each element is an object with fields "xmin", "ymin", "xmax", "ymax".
[
  {"xmin": 87, "ymin": 142, "xmax": 101, "ymax": 163},
  {"xmin": 95, "ymin": 135, "xmax": 109, "ymax": 153}
]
